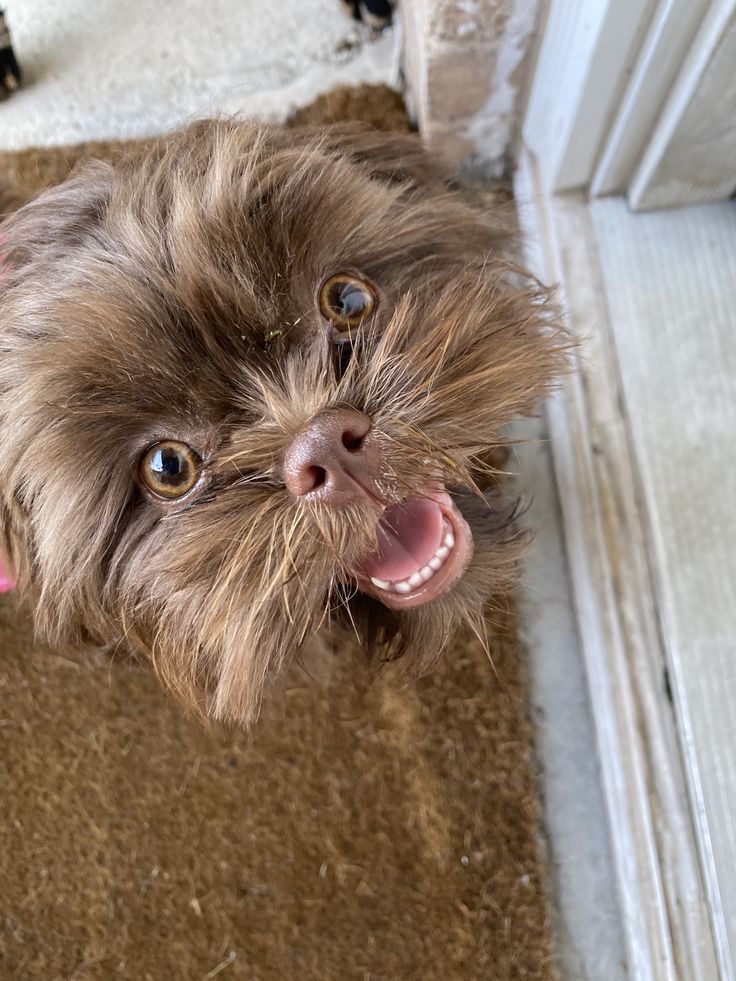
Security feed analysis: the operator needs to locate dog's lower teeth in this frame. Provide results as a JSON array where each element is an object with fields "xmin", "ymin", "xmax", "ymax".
[{"xmin": 368, "ymin": 520, "xmax": 457, "ymax": 594}]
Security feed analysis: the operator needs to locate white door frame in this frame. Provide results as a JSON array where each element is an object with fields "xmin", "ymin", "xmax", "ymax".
[
  {"xmin": 515, "ymin": 154, "xmax": 723, "ymax": 981},
  {"xmin": 518, "ymin": 1, "xmax": 736, "ymax": 977},
  {"xmin": 524, "ymin": 0, "xmax": 736, "ymax": 209}
]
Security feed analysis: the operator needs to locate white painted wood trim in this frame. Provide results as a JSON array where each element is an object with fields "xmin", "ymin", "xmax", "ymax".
[
  {"xmin": 524, "ymin": 0, "xmax": 736, "ymax": 209},
  {"xmin": 590, "ymin": 198, "xmax": 736, "ymax": 978},
  {"xmin": 628, "ymin": 0, "xmax": 736, "ymax": 210},
  {"xmin": 522, "ymin": 0, "xmax": 657, "ymax": 193},
  {"xmin": 515, "ymin": 149, "xmax": 721, "ymax": 980},
  {"xmin": 590, "ymin": 0, "xmax": 711, "ymax": 196}
]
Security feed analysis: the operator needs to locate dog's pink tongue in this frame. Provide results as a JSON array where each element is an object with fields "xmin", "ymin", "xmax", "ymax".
[{"xmin": 362, "ymin": 498, "xmax": 444, "ymax": 581}]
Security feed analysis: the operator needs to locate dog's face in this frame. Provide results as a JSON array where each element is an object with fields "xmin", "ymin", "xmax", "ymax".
[{"xmin": 0, "ymin": 120, "xmax": 564, "ymax": 722}]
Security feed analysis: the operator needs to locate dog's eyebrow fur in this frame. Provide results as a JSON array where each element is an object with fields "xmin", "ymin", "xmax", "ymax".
[{"xmin": 0, "ymin": 115, "xmax": 568, "ymax": 724}]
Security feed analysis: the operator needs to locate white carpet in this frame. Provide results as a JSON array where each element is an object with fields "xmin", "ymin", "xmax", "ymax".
[{"xmin": 0, "ymin": 0, "xmax": 398, "ymax": 149}]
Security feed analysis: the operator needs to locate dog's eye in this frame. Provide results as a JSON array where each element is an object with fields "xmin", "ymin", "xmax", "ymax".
[
  {"xmin": 139, "ymin": 441, "xmax": 202, "ymax": 499},
  {"xmin": 319, "ymin": 273, "xmax": 376, "ymax": 329}
]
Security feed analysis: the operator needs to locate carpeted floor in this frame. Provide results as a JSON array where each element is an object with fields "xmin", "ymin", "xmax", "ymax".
[{"xmin": 0, "ymin": 89, "xmax": 555, "ymax": 981}]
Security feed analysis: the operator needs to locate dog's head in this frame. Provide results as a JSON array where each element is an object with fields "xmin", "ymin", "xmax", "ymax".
[{"xmin": 0, "ymin": 119, "xmax": 565, "ymax": 722}]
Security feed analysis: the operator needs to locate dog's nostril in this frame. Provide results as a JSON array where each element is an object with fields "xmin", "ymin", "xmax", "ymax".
[
  {"xmin": 305, "ymin": 465, "xmax": 327, "ymax": 490},
  {"xmin": 342, "ymin": 430, "xmax": 364, "ymax": 452},
  {"xmin": 283, "ymin": 410, "xmax": 374, "ymax": 500}
]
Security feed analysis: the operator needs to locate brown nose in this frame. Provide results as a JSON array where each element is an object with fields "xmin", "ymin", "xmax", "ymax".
[{"xmin": 283, "ymin": 409, "xmax": 380, "ymax": 505}]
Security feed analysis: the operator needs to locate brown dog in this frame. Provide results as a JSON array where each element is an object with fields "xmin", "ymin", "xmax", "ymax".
[{"xmin": 0, "ymin": 116, "xmax": 566, "ymax": 723}]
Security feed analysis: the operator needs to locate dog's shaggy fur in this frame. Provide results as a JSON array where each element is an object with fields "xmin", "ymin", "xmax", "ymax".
[{"xmin": 0, "ymin": 118, "xmax": 566, "ymax": 723}]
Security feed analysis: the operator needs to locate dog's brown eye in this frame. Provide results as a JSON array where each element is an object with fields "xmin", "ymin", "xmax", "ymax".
[
  {"xmin": 139, "ymin": 441, "xmax": 201, "ymax": 499},
  {"xmin": 319, "ymin": 273, "xmax": 376, "ymax": 328}
]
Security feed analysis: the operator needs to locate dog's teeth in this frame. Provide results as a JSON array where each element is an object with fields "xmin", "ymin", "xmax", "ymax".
[
  {"xmin": 420, "ymin": 565, "xmax": 434, "ymax": 581},
  {"xmin": 408, "ymin": 572, "xmax": 423, "ymax": 588},
  {"xmin": 444, "ymin": 532, "xmax": 455, "ymax": 549},
  {"xmin": 395, "ymin": 581, "xmax": 412, "ymax": 594},
  {"xmin": 435, "ymin": 545, "xmax": 449, "ymax": 561},
  {"xmin": 429, "ymin": 556, "xmax": 443, "ymax": 571},
  {"xmin": 370, "ymin": 577, "xmax": 391, "ymax": 590}
]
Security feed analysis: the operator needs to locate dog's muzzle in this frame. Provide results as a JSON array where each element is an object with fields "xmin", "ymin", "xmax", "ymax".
[{"xmin": 282, "ymin": 409, "xmax": 473, "ymax": 608}]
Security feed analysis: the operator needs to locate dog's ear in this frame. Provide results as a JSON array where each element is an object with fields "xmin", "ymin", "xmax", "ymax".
[
  {"xmin": 0, "ymin": 160, "xmax": 115, "ymax": 605},
  {"xmin": 0, "ymin": 159, "xmax": 114, "ymax": 272}
]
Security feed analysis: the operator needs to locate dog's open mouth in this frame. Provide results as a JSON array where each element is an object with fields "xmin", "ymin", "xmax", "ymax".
[{"xmin": 356, "ymin": 491, "xmax": 473, "ymax": 609}]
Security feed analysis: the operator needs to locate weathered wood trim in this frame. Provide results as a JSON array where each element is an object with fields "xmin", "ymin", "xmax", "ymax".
[
  {"xmin": 400, "ymin": 0, "xmax": 541, "ymax": 174},
  {"xmin": 514, "ymin": 148, "xmax": 721, "ymax": 981}
]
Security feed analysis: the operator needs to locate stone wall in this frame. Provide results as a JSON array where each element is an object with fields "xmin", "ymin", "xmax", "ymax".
[{"xmin": 401, "ymin": 0, "xmax": 542, "ymax": 175}]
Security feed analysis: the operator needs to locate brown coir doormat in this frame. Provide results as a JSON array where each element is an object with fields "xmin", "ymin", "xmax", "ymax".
[{"xmin": 0, "ymin": 88, "xmax": 554, "ymax": 981}]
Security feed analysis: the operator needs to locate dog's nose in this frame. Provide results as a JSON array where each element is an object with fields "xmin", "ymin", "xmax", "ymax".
[{"xmin": 283, "ymin": 409, "xmax": 380, "ymax": 505}]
